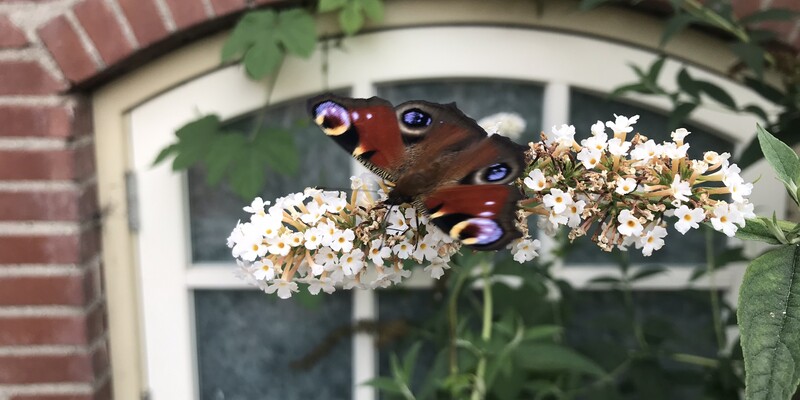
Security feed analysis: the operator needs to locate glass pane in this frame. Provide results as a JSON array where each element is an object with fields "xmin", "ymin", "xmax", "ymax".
[
  {"xmin": 194, "ymin": 290, "xmax": 353, "ymax": 400},
  {"xmin": 565, "ymin": 89, "xmax": 733, "ymax": 265},
  {"xmin": 188, "ymin": 93, "xmax": 353, "ymax": 263}
]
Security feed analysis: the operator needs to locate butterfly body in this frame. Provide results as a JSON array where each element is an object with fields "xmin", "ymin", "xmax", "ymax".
[{"xmin": 309, "ymin": 94, "xmax": 526, "ymax": 250}]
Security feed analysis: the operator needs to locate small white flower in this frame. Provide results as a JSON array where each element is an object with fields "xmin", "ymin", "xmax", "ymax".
[
  {"xmin": 722, "ymin": 164, "xmax": 743, "ymax": 187},
  {"xmin": 629, "ymin": 140, "xmax": 661, "ymax": 162},
  {"xmin": 565, "ymin": 200, "xmax": 586, "ymax": 228},
  {"xmin": 674, "ymin": 205, "xmax": 705, "ymax": 234},
  {"xmin": 662, "ymin": 142, "xmax": 689, "ymax": 160},
  {"xmin": 710, "ymin": 203, "xmax": 742, "ymax": 237},
  {"xmin": 314, "ymin": 247, "xmax": 339, "ymax": 269},
  {"xmin": 543, "ymin": 188, "xmax": 572, "ymax": 214},
  {"xmin": 424, "ymin": 257, "xmax": 451, "ymax": 279},
  {"xmin": 548, "ymin": 124, "xmax": 576, "ymax": 147},
  {"xmin": 286, "ymin": 232, "xmax": 304, "ymax": 247},
  {"xmin": 615, "ymin": 177, "xmax": 637, "ymax": 195},
  {"xmin": 304, "ymin": 227, "xmax": 323, "ymax": 250},
  {"xmin": 251, "ymin": 213, "xmax": 283, "ymax": 239},
  {"xmin": 607, "ymin": 138, "xmax": 631, "ymax": 156},
  {"xmin": 236, "ymin": 222, "xmax": 268, "ymax": 262},
  {"xmin": 729, "ymin": 180, "xmax": 753, "ymax": 203},
  {"xmin": 308, "ymin": 277, "xmax": 336, "ymax": 295},
  {"xmin": 386, "ymin": 208, "xmax": 409, "ymax": 235},
  {"xmin": 393, "ymin": 240, "xmax": 413, "ymax": 259},
  {"xmin": 340, "ymin": 249, "xmax": 365, "ymax": 275},
  {"xmin": 267, "ymin": 234, "xmax": 292, "ymax": 256},
  {"xmin": 511, "ymin": 238, "xmax": 541, "ymax": 263},
  {"xmin": 368, "ymin": 239, "xmax": 393, "ymax": 266},
  {"xmin": 670, "ymin": 175, "xmax": 692, "ymax": 203},
  {"xmin": 548, "ymin": 210, "xmax": 568, "ymax": 228},
  {"xmin": 253, "ymin": 259, "xmax": 279, "ymax": 281},
  {"xmin": 324, "ymin": 194, "xmax": 348, "ymax": 214},
  {"xmin": 264, "ymin": 279, "xmax": 298, "ymax": 299},
  {"xmin": 243, "ymin": 197, "xmax": 270, "ymax": 215},
  {"xmin": 671, "ymin": 128, "xmax": 690, "ymax": 142},
  {"xmin": 590, "ymin": 120, "xmax": 607, "ymax": 137},
  {"xmin": 617, "ymin": 209, "xmax": 643, "ymax": 237},
  {"xmin": 300, "ymin": 201, "xmax": 327, "ymax": 225},
  {"xmin": 577, "ymin": 148, "xmax": 602, "ymax": 169},
  {"xmin": 637, "ymin": 226, "xmax": 667, "ymax": 256},
  {"xmin": 523, "ymin": 169, "xmax": 548, "ymax": 191},
  {"xmin": 704, "ymin": 151, "xmax": 722, "ymax": 165},
  {"xmin": 329, "ymin": 229, "xmax": 355, "ymax": 253},
  {"xmin": 478, "ymin": 112, "xmax": 526, "ymax": 139},
  {"xmin": 733, "ymin": 200, "xmax": 756, "ymax": 221},
  {"xmin": 412, "ymin": 234, "xmax": 439, "ymax": 262},
  {"xmin": 606, "ymin": 114, "xmax": 640, "ymax": 134}
]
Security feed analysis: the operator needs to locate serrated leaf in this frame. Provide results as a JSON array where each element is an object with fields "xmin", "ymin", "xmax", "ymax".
[
  {"xmin": 677, "ymin": 68, "xmax": 700, "ymax": 98},
  {"xmin": 660, "ymin": 14, "xmax": 697, "ymax": 46},
  {"xmin": 757, "ymin": 124, "xmax": 800, "ymax": 189},
  {"xmin": 514, "ymin": 343, "xmax": 606, "ymax": 377},
  {"xmin": 256, "ymin": 128, "xmax": 299, "ymax": 175},
  {"xmin": 667, "ymin": 102, "xmax": 697, "ymax": 130},
  {"xmin": 696, "ymin": 80, "xmax": 737, "ymax": 109},
  {"xmin": 360, "ymin": 0, "xmax": 384, "ymax": 21},
  {"xmin": 735, "ymin": 218, "xmax": 798, "ymax": 245},
  {"xmin": 276, "ymin": 9, "xmax": 317, "ymax": 58},
  {"xmin": 228, "ymin": 147, "xmax": 266, "ymax": 199},
  {"xmin": 318, "ymin": 0, "xmax": 348, "ymax": 12},
  {"xmin": 731, "ymin": 42, "xmax": 765, "ymax": 79},
  {"xmin": 339, "ymin": 2, "xmax": 364, "ymax": 35},
  {"xmin": 362, "ymin": 377, "xmax": 404, "ymax": 394},
  {"xmin": 739, "ymin": 245, "xmax": 800, "ymax": 400},
  {"xmin": 740, "ymin": 8, "xmax": 800, "ymax": 24},
  {"xmin": 152, "ymin": 143, "xmax": 179, "ymax": 166},
  {"xmin": 204, "ymin": 133, "xmax": 246, "ymax": 186},
  {"xmin": 243, "ymin": 37, "xmax": 283, "ymax": 79}
]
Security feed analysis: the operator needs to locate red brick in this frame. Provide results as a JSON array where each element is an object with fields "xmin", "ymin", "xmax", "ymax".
[
  {"xmin": 0, "ymin": 106, "xmax": 71, "ymax": 138},
  {"xmin": 0, "ymin": 316, "xmax": 91, "ymax": 346},
  {"xmin": 770, "ymin": 0, "xmax": 800, "ymax": 11},
  {"xmin": 0, "ymin": 15, "xmax": 28, "ymax": 48},
  {"xmin": 73, "ymin": 0, "xmax": 134, "ymax": 65},
  {"xmin": 0, "ymin": 185, "xmax": 98, "ymax": 222},
  {"xmin": 210, "ymin": 0, "xmax": 246, "ymax": 16},
  {"xmin": 0, "ymin": 228, "xmax": 100, "ymax": 264},
  {"xmin": 117, "ymin": 0, "xmax": 169, "ymax": 47},
  {"xmin": 0, "ymin": 145, "xmax": 95, "ymax": 181},
  {"xmin": 37, "ymin": 16, "xmax": 98, "ymax": 83},
  {"xmin": 0, "ymin": 274, "xmax": 90, "ymax": 306},
  {"xmin": 0, "ymin": 354, "xmax": 93, "ymax": 383},
  {"xmin": 0, "ymin": 61, "xmax": 65, "ymax": 95},
  {"xmin": 163, "ymin": 0, "xmax": 207, "ymax": 29}
]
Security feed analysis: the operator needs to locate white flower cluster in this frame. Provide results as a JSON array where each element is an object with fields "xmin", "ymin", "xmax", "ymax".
[
  {"xmin": 227, "ymin": 174, "xmax": 461, "ymax": 299},
  {"xmin": 478, "ymin": 112, "xmax": 527, "ymax": 140},
  {"xmin": 519, "ymin": 115, "xmax": 755, "ymax": 257}
]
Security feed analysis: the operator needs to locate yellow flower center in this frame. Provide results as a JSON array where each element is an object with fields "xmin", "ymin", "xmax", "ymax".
[
  {"xmin": 627, "ymin": 220, "xmax": 636, "ymax": 228},
  {"xmin": 683, "ymin": 215, "xmax": 692, "ymax": 221},
  {"xmin": 252, "ymin": 245, "xmax": 259, "ymax": 251}
]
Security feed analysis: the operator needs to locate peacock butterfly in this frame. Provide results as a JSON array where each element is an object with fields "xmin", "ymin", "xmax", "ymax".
[{"xmin": 308, "ymin": 94, "xmax": 527, "ymax": 250}]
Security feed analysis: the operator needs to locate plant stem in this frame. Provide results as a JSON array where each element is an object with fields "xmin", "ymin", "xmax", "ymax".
[
  {"xmin": 470, "ymin": 263, "xmax": 493, "ymax": 400},
  {"xmin": 671, "ymin": 352, "xmax": 720, "ymax": 368},
  {"xmin": 448, "ymin": 269, "xmax": 470, "ymax": 376},
  {"xmin": 706, "ymin": 227, "xmax": 726, "ymax": 352}
]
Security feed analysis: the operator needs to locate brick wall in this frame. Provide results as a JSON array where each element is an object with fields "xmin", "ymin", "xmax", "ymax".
[{"xmin": 0, "ymin": 0, "xmax": 795, "ymax": 399}]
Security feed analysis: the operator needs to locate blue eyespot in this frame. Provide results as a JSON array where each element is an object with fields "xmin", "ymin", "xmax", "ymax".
[
  {"xmin": 483, "ymin": 163, "xmax": 510, "ymax": 182},
  {"xmin": 313, "ymin": 101, "xmax": 351, "ymax": 136},
  {"xmin": 459, "ymin": 218, "xmax": 503, "ymax": 245},
  {"xmin": 401, "ymin": 109, "xmax": 432, "ymax": 128}
]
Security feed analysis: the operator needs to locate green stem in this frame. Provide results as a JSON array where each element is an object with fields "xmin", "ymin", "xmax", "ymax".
[
  {"xmin": 622, "ymin": 280, "xmax": 648, "ymax": 351},
  {"xmin": 706, "ymin": 227, "xmax": 726, "ymax": 352},
  {"xmin": 470, "ymin": 263, "xmax": 493, "ymax": 400},
  {"xmin": 671, "ymin": 352, "xmax": 720, "ymax": 368},
  {"xmin": 448, "ymin": 269, "xmax": 470, "ymax": 377}
]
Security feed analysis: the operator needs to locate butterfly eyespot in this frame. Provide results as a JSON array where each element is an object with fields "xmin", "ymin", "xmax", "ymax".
[
  {"xmin": 483, "ymin": 163, "xmax": 511, "ymax": 182},
  {"xmin": 313, "ymin": 101, "xmax": 351, "ymax": 136},
  {"xmin": 401, "ymin": 109, "xmax": 432, "ymax": 128},
  {"xmin": 451, "ymin": 218, "xmax": 503, "ymax": 246}
]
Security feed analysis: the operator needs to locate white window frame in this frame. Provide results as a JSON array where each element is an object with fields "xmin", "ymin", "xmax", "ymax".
[{"xmin": 128, "ymin": 26, "xmax": 779, "ymax": 400}]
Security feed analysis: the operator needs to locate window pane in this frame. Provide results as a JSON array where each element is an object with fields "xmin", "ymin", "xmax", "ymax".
[
  {"xmin": 565, "ymin": 89, "xmax": 733, "ymax": 265},
  {"xmin": 194, "ymin": 290, "xmax": 353, "ymax": 400},
  {"xmin": 188, "ymin": 93, "xmax": 353, "ymax": 263}
]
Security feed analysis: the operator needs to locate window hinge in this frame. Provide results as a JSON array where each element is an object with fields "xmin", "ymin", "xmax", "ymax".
[{"xmin": 125, "ymin": 171, "xmax": 140, "ymax": 232}]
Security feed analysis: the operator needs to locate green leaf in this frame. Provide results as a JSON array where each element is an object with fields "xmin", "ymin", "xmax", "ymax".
[
  {"xmin": 255, "ymin": 128, "xmax": 299, "ymax": 175},
  {"xmin": 152, "ymin": 143, "xmax": 179, "ymax": 166},
  {"xmin": 402, "ymin": 342, "xmax": 422, "ymax": 380},
  {"xmin": 696, "ymin": 80, "xmax": 737, "ymax": 109},
  {"xmin": 243, "ymin": 37, "xmax": 283, "ymax": 79},
  {"xmin": 276, "ymin": 9, "xmax": 317, "ymax": 57},
  {"xmin": 739, "ymin": 245, "xmax": 800, "ymax": 400},
  {"xmin": 757, "ymin": 124, "xmax": 800, "ymax": 190},
  {"xmin": 522, "ymin": 325, "xmax": 562, "ymax": 342},
  {"xmin": 204, "ymin": 133, "xmax": 246, "ymax": 185},
  {"xmin": 579, "ymin": 0, "xmax": 610, "ymax": 10},
  {"xmin": 360, "ymin": 0, "xmax": 384, "ymax": 21},
  {"xmin": 362, "ymin": 377, "xmax": 405, "ymax": 394},
  {"xmin": 221, "ymin": 12, "xmax": 264, "ymax": 62},
  {"xmin": 645, "ymin": 57, "xmax": 666, "ymax": 85},
  {"xmin": 660, "ymin": 14, "xmax": 697, "ymax": 46},
  {"xmin": 228, "ymin": 147, "xmax": 266, "ymax": 199},
  {"xmin": 730, "ymin": 42, "xmax": 765, "ymax": 79},
  {"xmin": 339, "ymin": 2, "xmax": 364, "ymax": 35},
  {"xmin": 318, "ymin": 0, "xmax": 348, "ymax": 12},
  {"xmin": 172, "ymin": 115, "xmax": 221, "ymax": 170},
  {"xmin": 609, "ymin": 82, "xmax": 652, "ymax": 98},
  {"xmin": 628, "ymin": 266, "xmax": 667, "ymax": 282},
  {"xmin": 588, "ymin": 276, "xmax": 621, "ymax": 285},
  {"xmin": 740, "ymin": 8, "xmax": 800, "ymax": 24},
  {"xmin": 667, "ymin": 102, "xmax": 697, "ymax": 130},
  {"xmin": 677, "ymin": 68, "xmax": 700, "ymax": 98},
  {"xmin": 743, "ymin": 77, "xmax": 785, "ymax": 104},
  {"xmin": 736, "ymin": 218, "xmax": 799, "ymax": 245},
  {"xmin": 743, "ymin": 104, "xmax": 769, "ymax": 122},
  {"xmin": 514, "ymin": 343, "xmax": 607, "ymax": 377}
]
